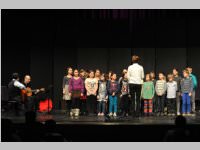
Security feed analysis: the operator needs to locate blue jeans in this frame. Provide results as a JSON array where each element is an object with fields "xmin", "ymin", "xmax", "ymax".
[
  {"xmin": 109, "ymin": 96, "xmax": 117, "ymax": 113},
  {"xmin": 182, "ymin": 93, "xmax": 191, "ymax": 113},
  {"xmin": 97, "ymin": 101, "xmax": 106, "ymax": 113}
]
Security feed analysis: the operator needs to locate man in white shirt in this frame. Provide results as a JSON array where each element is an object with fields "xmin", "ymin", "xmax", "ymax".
[
  {"xmin": 127, "ymin": 55, "xmax": 144, "ymax": 118},
  {"xmin": 8, "ymin": 73, "xmax": 26, "ymax": 116}
]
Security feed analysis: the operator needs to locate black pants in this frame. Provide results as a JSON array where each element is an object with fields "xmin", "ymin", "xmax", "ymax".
[
  {"xmin": 129, "ymin": 84, "xmax": 142, "ymax": 117},
  {"xmin": 11, "ymin": 96, "xmax": 23, "ymax": 115},
  {"xmin": 167, "ymin": 98, "xmax": 176, "ymax": 114},
  {"xmin": 120, "ymin": 94, "xmax": 130, "ymax": 114},
  {"xmin": 66, "ymin": 100, "xmax": 72, "ymax": 112},
  {"xmin": 80, "ymin": 100, "xmax": 87, "ymax": 114},
  {"xmin": 86, "ymin": 95, "xmax": 96, "ymax": 114},
  {"xmin": 24, "ymin": 96, "xmax": 36, "ymax": 112},
  {"xmin": 72, "ymin": 97, "xmax": 80, "ymax": 109},
  {"xmin": 157, "ymin": 95, "xmax": 165, "ymax": 113},
  {"xmin": 153, "ymin": 94, "xmax": 158, "ymax": 113}
]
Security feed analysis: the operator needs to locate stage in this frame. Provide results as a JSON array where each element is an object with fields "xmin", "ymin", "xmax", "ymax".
[{"xmin": 2, "ymin": 110, "xmax": 200, "ymax": 125}]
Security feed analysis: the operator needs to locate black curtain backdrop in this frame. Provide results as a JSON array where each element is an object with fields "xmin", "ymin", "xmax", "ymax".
[{"xmin": 2, "ymin": 10, "xmax": 200, "ymax": 109}]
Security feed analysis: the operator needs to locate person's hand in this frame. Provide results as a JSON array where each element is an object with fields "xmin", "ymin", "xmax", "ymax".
[
  {"xmin": 63, "ymin": 89, "xmax": 65, "ymax": 94},
  {"xmin": 106, "ymin": 96, "xmax": 108, "ymax": 100},
  {"xmin": 81, "ymin": 93, "xmax": 83, "ymax": 97},
  {"xmin": 128, "ymin": 95, "xmax": 131, "ymax": 98},
  {"xmin": 97, "ymin": 95, "xmax": 100, "ymax": 99},
  {"xmin": 69, "ymin": 93, "xmax": 72, "ymax": 97},
  {"xmin": 120, "ymin": 94, "xmax": 122, "ymax": 98},
  {"xmin": 178, "ymin": 92, "xmax": 181, "ymax": 96},
  {"xmin": 189, "ymin": 93, "xmax": 192, "ymax": 96},
  {"xmin": 112, "ymin": 92, "xmax": 115, "ymax": 96}
]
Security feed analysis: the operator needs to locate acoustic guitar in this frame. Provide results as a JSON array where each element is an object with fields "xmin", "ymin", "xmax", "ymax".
[{"xmin": 21, "ymin": 87, "xmax": 45, "ymax": 102}]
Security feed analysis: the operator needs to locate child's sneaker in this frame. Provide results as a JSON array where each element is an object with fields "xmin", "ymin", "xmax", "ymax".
[
  {"xmin": 182, "ymin": 113, "xmax": 186, "ymax": 116},
  {"xmin": 187, "ymin": 113, "xmax": 191, "ymax": 116},
  {"xmin": 101, "ymin": 113, "xmax": 104, "ymax": 116},
  {"xmin": 98, "ymin": 113, "xmax": 101, "ymax": 116},
  {"xmin": 126, "ymin": 113, "xmax": 129, "ymax": 117},
  {"xmin": 177, "ymin": 112, "xmax": 181, "ymax": 116},
  {"xmin": 109, "ymin": 113, "xmax": 113, "ymax": 117},
  {"xmin": 113, "ymin": 113, "xmax": 117, "ymax": 117}
]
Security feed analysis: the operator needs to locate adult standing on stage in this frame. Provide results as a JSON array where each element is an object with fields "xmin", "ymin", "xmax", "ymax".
[{"xmin": 127, "ymin": 55, "xmax": 144, "ymax": 118}]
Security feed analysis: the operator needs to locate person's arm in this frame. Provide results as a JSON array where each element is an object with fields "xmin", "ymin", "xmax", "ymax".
[
  {"xmin": 107, "ymin": 80, "xmax": 111, "ymax": 95},
  {"xmin": 94, "ymin": 79, "xmax": 98, "ymax": 95},
  {"xmin": 14, "ymin": 80, "xmax": 25, "ymax": 89},
  {"xmin": 127, "ymin": 66, "xmax": 131, "ymax": 81},
  {"xmin": 175, "ymin": 82, "xmax": 178, "ymax": 93},
  {"xmin": 180, "ymin": 79, "xmax": 183, "ymax": 95},
  {"xmin": 85, "ymin": 79, "xmax": 90, "ymax": 94},
  {"xmin": 163, "ymin": 81, "xmax": 167, "ymax": 95},
  {"xmin": 141, "ymin": 84, "xmax": 144, "ymax": 99},
  {"xmin": 193, "ymin": 75, "xmax": 198, "ymax": 89},
  {"xmin": 68, "ymin": 78, "xmax": 72, "ymax": 93},
  {"xmin": 141, "ymin": 66, "xmax": 144, "ymax": 80},
  {"xmin": 62, "ymin": 77, "xmax": 66, "ymax": 94},
  {"xmin": 80, "ymin": 78, "xmax": 84, "ymax": 94},
  {"xmin": 116, "ymin": 82, "xmax": 120, "ymax": 95},
  {"xmin": 189, "ymin": 78, "xmax": 194, "ymax": 95},
  {"xmin": 155, "ymin": 81, "xmax": 158, "ymax": 95},
  {"xmin": 152, "ymin": 82, "xmax": 155, "ymax": 99}
]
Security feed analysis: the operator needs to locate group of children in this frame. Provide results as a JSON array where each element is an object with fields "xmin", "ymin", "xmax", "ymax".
[
  {"xmin": 63, "ymin": 67, "xmax": 197, "ymax": 117},
  {"xmin": 142, "ymin": 68, "xmax": 196, "ymax": 117}
]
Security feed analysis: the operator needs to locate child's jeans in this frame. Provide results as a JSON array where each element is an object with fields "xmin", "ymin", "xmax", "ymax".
[
  {"xmin": 109, "ymin": 96, "xmax": 117, "ymax": 113},
  {"xmin": 182, "ymin": 93, "xmax": 191, "ymax": 113},
  {"xmin": 97, "ymin": 101, "xmax": 106, "ymax": 113}
]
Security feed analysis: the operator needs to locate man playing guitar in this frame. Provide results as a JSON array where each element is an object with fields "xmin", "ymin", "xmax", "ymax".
[{"xmin": 21, "ymin": 75, "xmax": 44, "ymax": 112}]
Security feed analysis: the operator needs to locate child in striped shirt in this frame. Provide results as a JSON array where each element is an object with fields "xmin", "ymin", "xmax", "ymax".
[
  {"xmin": 155, "ymin": 72, "xmax": 167, "ymax": 116},
  {"xmin": 181, "ymin": 69, "xmax": 193, "ymax": 116}
]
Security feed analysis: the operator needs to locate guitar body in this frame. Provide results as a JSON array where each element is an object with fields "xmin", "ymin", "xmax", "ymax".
[
  {"xmin": 21, "ymin": 87, "xmax": 45, "ymax": 102},
  {"xmin": 21, "ymin": 87, "xmax": 33, "ymax": 102}
]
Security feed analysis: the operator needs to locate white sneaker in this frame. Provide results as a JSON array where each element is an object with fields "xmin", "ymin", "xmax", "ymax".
[
  {"xmin": 98, "ymin": 113, "xmax": 101, "ymax": 116},
  {"xmin": 177, "ymin": 112, "xmax": 181, "ymax": 116},
  {"xmin": 113, "ymin": 113, "xmax": 117, "ymax": 117},
  {"xmin": 109, "ymin": 113, "xmax": 113, "ymax": 117}
]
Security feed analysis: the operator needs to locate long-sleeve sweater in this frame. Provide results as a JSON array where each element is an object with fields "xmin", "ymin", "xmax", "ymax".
[
  {"xmin": 97, "ymin": 80, "xmax": 107, "ymax": 100},
  {"xmin": 155, "ymin": 80, "xmax": 167, "ymax": 96},
  {"xmin": 141, "ymin": 81, "xmax": 155, "ymax": 99},
  {"xmin": 85, "ymin": 78, "xmax": 98, "ymax": 96},
  {"xmin": 173, "ymin": 76, "xmax": 182, "ymax": 92},
  {"xmin": 167, "ymin": 81, "xmax": 177, "ymax": 99},
  {"xmin": 107, "ymin": 80, "xmax": 120, "ymax": 95},
  {"xmin": 181, "ymin": 77, "xmax": 193, "ymax": 94},
  {"xmin": 62, "ymin": 76, "xmax": 71, "ymax": 88},
  {"xmin": 120, "ymin": 79, "xmax": 130, "ymax": 95},
  {"xmin": 68, "ymin": 77, "xmax": 84, "ymax": 94},
  {"xmin": 127, "ymin": 63, "xmax": 144, "ymax": 84}
]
